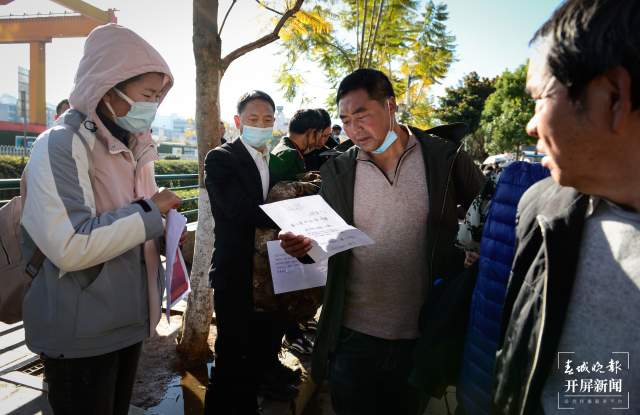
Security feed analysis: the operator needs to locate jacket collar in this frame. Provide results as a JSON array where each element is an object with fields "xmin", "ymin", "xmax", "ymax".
[
  {"xmin": 534, "ymin": 184, "xmax": 589, "ymax": 226},
  {"xmin": 232, "ymin": 137, "xmax": 265, "ymax": 202},
  {"xmin": 323, "ymin": 124, "xmax": 461, "ymax": 227}
]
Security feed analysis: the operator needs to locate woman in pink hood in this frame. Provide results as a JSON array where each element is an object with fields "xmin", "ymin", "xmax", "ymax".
[{"xmin": 21, "ymin": 24, "xmax": 181, "ymax": 414}]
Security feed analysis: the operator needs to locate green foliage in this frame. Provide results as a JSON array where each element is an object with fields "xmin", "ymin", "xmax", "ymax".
[
  {"xmin": 436, "ymin": 72, "xmax": 495, "ymax": 132},
  {"xmin": 0, "ymin": 156, "xmax": 27, "ymax": 179},
  {"xmin": 0, "ymin": 157, "xmax": 197, "ymax": 179},
  {"xmin": 435, "ymin": 72, "xmax": 496, "ymax": 161},
  {"xmin": 175, "ymin": 188, "xmax": 198, "ymax": 214},
  {"xmin": 480, "ymin": 64, "xmax": 535, "ymax": 155},
  {"xmin": 154, "ymin": 160, "xmax": 199, "ymax": 175},
  {"xmin": 277, "ymin": 0, "xmax": 456, "ymax": 128}
]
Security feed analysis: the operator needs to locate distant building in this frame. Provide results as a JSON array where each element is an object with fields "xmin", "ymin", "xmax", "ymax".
[
  {"xmin": 157, "ymin": 142, "xmax": 197, "ymax": 160},
  {"xmin": 0, "ymin": 94, "xmax": 19, "ymax": 123},
  {"xmin": 0, "ymin": 120, "xmax": 47, "ymax": 148},
  {"xmin": 0, "ymin": 94, "xmax": 56, "ymax": 127},
  {"xmin": 173, "ymin": 117, "xmax": 188, "ymax": 134}
]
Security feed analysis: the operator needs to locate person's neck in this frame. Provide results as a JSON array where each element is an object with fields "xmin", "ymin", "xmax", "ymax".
[
  {"xmin": 96, "ymin": 107, "xmax": 129, "ymax": 147},
  {"xmin": 369, "ymin": 124, "xmax": 410, "ymax": 172},
  {"xmin": 289, "ymin": 134, "xmax": 305, "ymax": 151},
  {"xmin": 595, "ymin": 173, "xmax": 640, "ymax": 212},
  {"xmin": 288, "ymin": 135, "xmax": 307, "ymax": 155}
]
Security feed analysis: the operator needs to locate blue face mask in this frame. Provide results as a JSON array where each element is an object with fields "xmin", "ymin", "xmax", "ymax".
[
  {"xmin": 372, "ymin": 100, "xmax": 398, "ymax": 154},
  {"xmin": 241, "ymin": 125, "xmax": 273, "ymax": 149},
  {"xmin": 105, "ymin": 88, "xmax": 158, "ymax": 133},
  {"xmin": 372, "ymin": 130, "xmax": 398, "ymax": 154}
]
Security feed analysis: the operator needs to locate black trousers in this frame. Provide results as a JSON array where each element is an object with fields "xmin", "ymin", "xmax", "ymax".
[
  {"xmin": 205, "ymin": 288, "xmax": 284, "ymax": 415},
  {"xmin": 43, "ymin": 342, "xmax": 142, "ymax": 415},
  {"xmin": 328, "ymin": 327, "xmax": 425, "ymax": 415}
]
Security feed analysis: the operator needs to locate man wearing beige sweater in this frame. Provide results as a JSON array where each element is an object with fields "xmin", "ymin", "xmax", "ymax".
[{"xmin": 280, "ymin": 69, "xmax": 485, "ymax": 415}]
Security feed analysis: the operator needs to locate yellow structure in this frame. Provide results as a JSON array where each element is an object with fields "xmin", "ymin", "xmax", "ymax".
[{"xmin": 0, "ymin": 0, "xmax": 116, "ymax": 125}]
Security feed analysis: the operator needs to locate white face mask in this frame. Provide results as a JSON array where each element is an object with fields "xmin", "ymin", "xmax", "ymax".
[
  {"xmin": 104, "ymin": 88, "xmax": 158, "ymax": 133},
  {"xmin": 241, "ymin": 125, "xmax": 273, "ymax": 148}
]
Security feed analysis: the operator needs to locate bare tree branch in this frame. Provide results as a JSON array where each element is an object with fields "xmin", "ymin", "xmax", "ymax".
[
  {"xmin": 255, "ymin": 0, "xmax": 284, "ymax": 16},
  {"xmin": 363, "ymin": 0, "xmax": 377, "ymax": 67},
  {"xmin": 221, "ymin": 0, "xmax": 304, "ymax": 70},
  {"xmin": 356, "ymin": 0, "xmax": 360, "ymax": 65},
  {"xmin": 362, "ymin": 0, "xmax": 384, "ymax": 68},
  {"xmin": 366, "ymin": 0, "xmax": 384, "ymax": 67},
  {"xmin": 358, "ymin": 0, "xmax": 368, "ymax": 68},
  {"xmin": 218, "ymin": 0, "xmax": 237, "ymax": 36}
]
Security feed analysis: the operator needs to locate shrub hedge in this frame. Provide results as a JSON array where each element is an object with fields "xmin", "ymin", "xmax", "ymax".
[{"xmin": 0, "ymin": 156, "xmax": 198, "ymax": 179}]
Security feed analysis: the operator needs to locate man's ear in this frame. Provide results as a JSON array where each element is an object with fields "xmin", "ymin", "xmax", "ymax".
[
  {"xmin": 387, "ymin": 96, "xmax": 398, "ymax": 113},
  {"xmin": 234, "ymin": 114, "xmax": 241, "ymax": 130},
  {"xmin": 604, "ymin": 66, "xmax": 633, "ymax": 133}
]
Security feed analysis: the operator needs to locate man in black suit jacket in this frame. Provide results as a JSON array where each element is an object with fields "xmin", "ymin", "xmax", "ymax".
[{"xmin": 203, "ymin": 91, "xmax": 294, "ymax": 414}]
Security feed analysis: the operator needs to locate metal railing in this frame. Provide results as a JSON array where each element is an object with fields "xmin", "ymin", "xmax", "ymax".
[
  {"xmin": 155, "ymin": 174, "xmax": 199, "ymax": 220},
  {"xmin": 0, "ymin": 145, "xmax": 31, "ymax": 157},
  {"xmin": 1, "ymin": 173, "xmax": 200, "ymax": 221}
]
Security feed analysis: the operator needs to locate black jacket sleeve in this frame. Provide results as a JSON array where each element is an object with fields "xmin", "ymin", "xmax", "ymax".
[
  {"xmin": 204, "ymin": 148, "xmax": 276, "ymax": 229},
  {"xmin": 453, "ymin": 149, "xmax": 486, "ymax": 210}
]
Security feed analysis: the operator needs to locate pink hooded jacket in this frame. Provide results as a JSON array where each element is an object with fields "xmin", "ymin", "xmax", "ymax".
[{"xmin": 68, "ymin": 23, "xmax": 174, "ymax": 336}]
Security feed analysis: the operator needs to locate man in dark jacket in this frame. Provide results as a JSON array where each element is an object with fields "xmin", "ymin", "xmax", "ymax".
[
  {"xmin": 280, "ymin": 69, "xmax": 484, "ymax": 414},
  {"xmin": 270, "ymin": 108, "xmax": 325, "ymax": 183},
  {"xmin": 303, "ymin": 108, "xmax": 333, "ymax": 171},
  {"xmin": 493, "ymin": 1, "xmax": 640, "ymax": 414},
  {"xmin": 204, "ymin": 91, "xmax": 295, "ymax": 414}
]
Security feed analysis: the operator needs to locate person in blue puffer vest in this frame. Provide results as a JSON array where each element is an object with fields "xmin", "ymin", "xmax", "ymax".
[{"xmin": 455, "ymin": 161, "xmax": 549, "ymax": 415}]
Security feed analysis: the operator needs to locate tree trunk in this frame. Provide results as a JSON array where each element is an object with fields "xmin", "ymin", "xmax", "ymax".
[
  {"xmin": 178, "ymin": 0, "xmax": 304, "ymax": 366},
  {"xmin": 176, "ymin": 0, "xmax": 221, "ymax": 365},
  {"xmin": 177, "ymin": 190, "xmax": 215, "ymax": 364}
]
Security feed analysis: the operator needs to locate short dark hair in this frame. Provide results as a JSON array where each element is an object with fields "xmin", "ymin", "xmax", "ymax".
[
  {"xmin": 56, "ymin": 99, "xmax": 69, "ymax": 116},
  {"xmin": 289, "ymin": 109, "xmax": 324, "ymax": 134},
  {"xmin": 532, "ymin": 0, "xmax": 640, "ymax": 108},
  {"xmin": 336, "ymin": 69, "xmax": 395, "ymax": 105},
  {"xmin": 332, "ymin": 124, "xmax": 342, "ymax": 132},
  {"xmin": 237, "ymin": 90, "xmax": 276, "ymax": 114},
  {"xmin": 315, "ymin": 108, "xmax": 331, "ymax": 129}
]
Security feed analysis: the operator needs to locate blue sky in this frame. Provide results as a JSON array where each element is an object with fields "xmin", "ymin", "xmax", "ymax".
[
  {"xmin": 433, "ymin": 0, "xmax": 560, "ymax": 95},
  {"xmin": 0, "ymin": 0, "xmax": 561, "ymax": 123}
]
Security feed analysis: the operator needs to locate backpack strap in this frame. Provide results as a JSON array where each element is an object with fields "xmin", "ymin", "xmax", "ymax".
[{"xmin": 25, "ymin": 249, "xmax": 45, "ymax": 279}]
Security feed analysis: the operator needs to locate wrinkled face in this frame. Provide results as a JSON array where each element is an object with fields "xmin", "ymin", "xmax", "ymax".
[
  {"xmin": 525, "ymin": 39, "xmax": 613, "ymax": 190},
  {"xmin": 339, "ymin": 89, "xmax": 395, "ymax": 152},
  {"xmin": 102, "ymin": 72, "xmax": 165, "ymax": 118},
  {"xmin": 234, "ymin": 99, "xmax": 275, "ymax": 132}
]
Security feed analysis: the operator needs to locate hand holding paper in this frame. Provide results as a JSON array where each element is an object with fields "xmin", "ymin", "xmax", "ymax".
[
  {"xmin": 266, "ymin": 241, "xmax": 327, "ymax": 294},
  {"xmin": 261, "ymin": 195, "xmax": 374, "ymax": 261},
  {"xmin": 278, "ymin": 231, "xmax": 313, "ymax": 258}
]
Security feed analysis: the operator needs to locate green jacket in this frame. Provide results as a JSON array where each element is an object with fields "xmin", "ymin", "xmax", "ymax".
[
  {"xmin": 311, "ymin": 125, "xmax": 485, "ymax": 386},
  {"xmin": 269, "ymin": 137, "xmax": 305, "ymax": 184}
]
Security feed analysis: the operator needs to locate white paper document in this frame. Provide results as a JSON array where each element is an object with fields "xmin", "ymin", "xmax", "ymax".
[
  {"xmin": 260, "ymin": 195, "xmax": 374, "ymax": 261},
  {"xmin": 266, "ymin": 241, "xmax": 328, "ymax": 294},
  {"xmin": 164, "ymin": 209, "xmax": 191, "ymax": 321}
]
